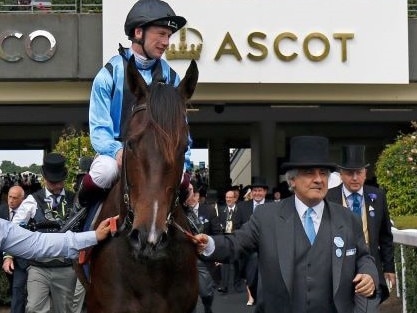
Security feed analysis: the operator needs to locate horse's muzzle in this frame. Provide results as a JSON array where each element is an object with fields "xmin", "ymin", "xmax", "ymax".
[{"xmin": 129, "ymin": 228, "xmax": 169, "ymax": 259}]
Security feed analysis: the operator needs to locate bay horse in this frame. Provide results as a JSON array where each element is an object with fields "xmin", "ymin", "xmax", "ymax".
[{"xmin": 84, "ymin": 57, "xmax": 199, "ymax": 313}]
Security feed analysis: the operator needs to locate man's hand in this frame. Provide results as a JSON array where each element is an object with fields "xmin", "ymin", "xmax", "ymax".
[
  {"xmin": 353, "ymin": 273, "xmax": 375, "ymax": 297},
  {"xmin": 384, "ymin": 272, "xmax": 396, "ymax": 290},
  {"xmin": 2, "ymin": 258, "xmax": 14, "ymax": 275},
  {"xmin": 94, "ymin": 216, "xmax": 119, "ymax": 241},
  {"xmin": 192, "ymin": 234, "xmax": 209, "ymax": 253}
]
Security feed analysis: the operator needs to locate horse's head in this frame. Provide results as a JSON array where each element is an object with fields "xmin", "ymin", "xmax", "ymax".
[{"xmin": 121, "ymin": 56, "xmax": 198, "ymax": 258}]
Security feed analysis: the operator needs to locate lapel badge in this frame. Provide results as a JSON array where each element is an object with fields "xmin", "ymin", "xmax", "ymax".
[
  {"xmin": 336, "ymin": 248, "xmax": 343, "ymax": 258},
  {"xmin": 333, "ymin": 236, "xmax": 344, "ymax": 248},
  {"xmin": 369, "ymin": 206, "xmax": 375, "ymax": 217}
]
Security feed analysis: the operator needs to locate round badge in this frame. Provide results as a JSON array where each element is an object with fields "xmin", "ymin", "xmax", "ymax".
[
  {"xmin": 336, "ymin": 248, "xmax": 342, "ymax": 258},
  {"xmin": 369, "ymin": 211, "xmax": 375, "ymax": 217}
]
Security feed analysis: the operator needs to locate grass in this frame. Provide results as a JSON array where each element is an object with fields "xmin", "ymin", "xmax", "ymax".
[{"xmin": 392, "ymin": 215, "xmax": 417, "ymax": 229}]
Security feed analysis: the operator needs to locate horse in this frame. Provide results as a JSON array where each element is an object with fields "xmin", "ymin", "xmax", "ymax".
[{"xmin": 82, "ymin": 57, "xmax": 199, "ymax": 313}]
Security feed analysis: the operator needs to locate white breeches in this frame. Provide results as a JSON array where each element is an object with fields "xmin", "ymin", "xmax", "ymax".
[{"xmin": 89, "ymin": 155, "xmax": 119, "ymax": 188}]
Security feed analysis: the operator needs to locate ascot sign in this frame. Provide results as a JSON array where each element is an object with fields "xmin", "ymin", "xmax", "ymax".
[{"xmin": 103, "ymin": 0, "xmax": 409, "ymax": 84}]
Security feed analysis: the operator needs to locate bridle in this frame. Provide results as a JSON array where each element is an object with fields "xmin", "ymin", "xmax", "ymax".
[{"xmin": 118, "ymin": 103, "xmax": 183, "ymax": 236}]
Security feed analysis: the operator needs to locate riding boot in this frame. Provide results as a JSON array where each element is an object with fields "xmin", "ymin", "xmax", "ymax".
[
  {"xmin": 201, "ymin": 296, "xmax": 214, "ymax": 313},
  {"xmin": 74, "ymin": 173, "xmax": 109, "ymax": 211}
]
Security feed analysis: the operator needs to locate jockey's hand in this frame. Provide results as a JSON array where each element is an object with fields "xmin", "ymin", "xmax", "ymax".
[
  {"xmin": 116, "ymin": 149, "xmax": 123, "ymax": 169},
  {"xmin": 95, "ymin": 216, "xmax": 119, "ymax": 241}
]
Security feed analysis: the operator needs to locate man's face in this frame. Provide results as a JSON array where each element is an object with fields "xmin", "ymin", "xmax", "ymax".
[
  {"xmin": 225, "ymin": 191, "xmax": 236, "ymax": 207},
  {"xmin": 340, "ymin": 168, "xmax": 367, "ymax": 192},
  {"xmin": 251, "ymin": 187, "xmax": 267, "ymax": 202},
  {"xmin": 44, "ymin": 179, "xmax": 65, "ymax": 195},
  {"xmin": 135, "ymin": 26, "xmax": 172, "ymax": 59},
  {"xmin": 7, "ymin": 188, "xmax": 24, "ymax": 209},
  {"xmin": 290, "ymin": 168, "xmax": 330, "ymax": 207}
]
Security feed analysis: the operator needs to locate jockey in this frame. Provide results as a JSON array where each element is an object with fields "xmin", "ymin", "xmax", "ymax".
[{"xmin": 77, "ymin": 0, "xmax": 191, "ymax": 210}]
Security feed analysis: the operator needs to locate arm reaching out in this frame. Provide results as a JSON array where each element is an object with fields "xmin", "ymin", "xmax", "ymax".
[{"xmin": 0, "ymin": 216, "xmax": 118, "ymax": 260}]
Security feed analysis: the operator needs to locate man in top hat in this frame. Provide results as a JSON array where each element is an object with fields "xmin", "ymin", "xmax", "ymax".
[
  {"xmin": 12, "ymin": 153, "xmax": 78, "ymax": 313},
  {"xmin": 193, "ymin": 136, "xmax": 378, "ymax": 313},
  {"xmin": 327, "ymin": 145, "xmax": 395, "ymax": 304}
]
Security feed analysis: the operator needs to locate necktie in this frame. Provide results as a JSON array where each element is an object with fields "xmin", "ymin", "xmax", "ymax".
[
  {"xmin": 304, "ymin": 207, "xmax": 316, "ymax": 245},
  {"xmin": 352, "ymin": 193, "xmax": 361, "ymax": 216},
  {"xmin": 51, "ymin": 194, "xmax": 59, "ymax": 210},
  {"xmin": 10, "ymin": 209, "xmax": 15, "ymax": 221}
]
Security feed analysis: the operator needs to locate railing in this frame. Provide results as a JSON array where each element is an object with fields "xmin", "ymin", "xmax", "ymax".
[
  {"xmin": 0, "ymin": 1, "xmax": 416, "ymax": 16},
  {"xmin": 392, "ymin": 228, "xmax": 417, "ymax": 313},
  {"xmin": 0, "ymin": 0, "xmax": 101, "ymax": 13}
]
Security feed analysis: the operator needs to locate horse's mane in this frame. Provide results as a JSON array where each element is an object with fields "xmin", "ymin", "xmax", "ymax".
[{"xmin": 129, "ymin": 82, "xmax": 188, "ymax": 167}]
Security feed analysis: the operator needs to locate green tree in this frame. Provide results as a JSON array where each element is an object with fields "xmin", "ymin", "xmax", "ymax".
[
  {"xmin": 53, "ymin": 127, "xmax": 95, "ymax": 191},
  {"xmin": 375, "ymin": 121, "xmax": 417, "ymax": 216}
]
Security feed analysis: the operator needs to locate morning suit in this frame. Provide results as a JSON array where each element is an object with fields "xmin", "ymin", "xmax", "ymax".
[
  {"xmin": 210, "ymin": 196, "xmax": 379, "ymax": 313},
  {"xmin": 217, "ymin": 203, "xmax": 241, "ymax": 291},
  {"xmin": 0, "ymin": 203, "xmax": 28, "ymax": 313},
  {"xmin": 188, "ymin": 202, "xmax": 222, "ymax": 313},
  {"xmin": 327, "ymin": 184, "xmax": 394, "ymax": 302},
  {"xmin": 234, "ymin": 199, "xmax": 270, "ymax": 300}
]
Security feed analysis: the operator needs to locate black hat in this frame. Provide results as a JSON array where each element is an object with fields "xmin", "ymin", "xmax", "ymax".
[
  {"xmin": 251, "ymin": 176, "xmax": 268, "ymax": 189},
  {"xmin": 41, "ymin": 153, "xmax": 68, "ymax": 183},
  {"xmin": 338, "ymin": 145, "xmax": 370, "ymax": 170},
  {"xmin": 281, "ymin": 136, "xmax": 337, "ymax": 171}
]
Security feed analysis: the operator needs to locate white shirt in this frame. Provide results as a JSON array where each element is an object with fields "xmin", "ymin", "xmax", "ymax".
[
  {"xmin": 294, "ymin": 195, "xmax": 324, "ymax": 234},
  {"xmin": 12, "ymin": 188, "xmax": 66, "ymax": 225}
]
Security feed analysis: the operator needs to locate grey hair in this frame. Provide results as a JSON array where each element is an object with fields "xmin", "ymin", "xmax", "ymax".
[
  {"xmin": 285, "ymin": 169, "xmax": 298, "ymax": 192},
  {"xmin": 284, "ymin": 168, "xmax": 331, "ymax": 192}
]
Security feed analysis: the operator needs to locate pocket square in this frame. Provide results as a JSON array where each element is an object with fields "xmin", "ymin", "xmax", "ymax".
[{"xmin": 346, "ymin": 248, "xmax": 356, "ymax": 256}]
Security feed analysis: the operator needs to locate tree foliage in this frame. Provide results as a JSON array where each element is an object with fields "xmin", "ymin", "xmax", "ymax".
[
  {"xmin": 0, "ymin": 160, "xmax": 41, "ymax": 175},
  {"xmin": 375, "ymin": 121, "xmax": 417, "ymax": 216},
  {"xmin": 53, "ymin": 127, "xmax": 95, "ymax": 191}
]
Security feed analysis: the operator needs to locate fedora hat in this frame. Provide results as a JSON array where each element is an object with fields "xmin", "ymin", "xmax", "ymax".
[
  {"xmin": 41, "ymin": 153, "xmax": 68, "ymax": 183},
  {"xmin": 281, "ymin": 136, "xmax": 337, "ymax": 171},
  {"xmin": 338, "ymin": 145, "xmax": 370, "ymax": 170},
  {"xmin": 251, "ymin": 176, "xmax": 268, "ymax": 189}
]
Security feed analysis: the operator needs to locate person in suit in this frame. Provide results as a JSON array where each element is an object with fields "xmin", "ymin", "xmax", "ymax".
[
  {"xmin": 234, "ymin": 176, "xmax": 269, "ymax": 306},
  {"xmin": 185, "ymin": 182, "xmax": 222, "ymax": 313},
  {"xmin": 327, "ymin": 145, "xmax": 395, "ymax": 304},
  {"xmin": 217, "ymin": 189, "xmax": 241, "ymax": 294},
  {"xmin": 194, "ymin": 136, "xmax": 378, "ymax": 313},
  {"xmin": 0, "ymin": 185, "xmax": 27, "ymax": 313},
  {"xmin": 12, "ymin": 153, "xmax": 78, "ymax": 313}
]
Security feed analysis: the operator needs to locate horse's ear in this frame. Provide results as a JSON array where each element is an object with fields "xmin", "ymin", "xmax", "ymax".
[
  {"xmin": 178, "ymin": 59, "xmax": 199, "ymax": 100},
  {"xmin": 126, "ymin": 55, "xmax": 147, "ymax": 101}
]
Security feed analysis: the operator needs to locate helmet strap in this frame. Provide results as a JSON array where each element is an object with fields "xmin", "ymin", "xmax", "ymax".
[{"xmin": 131, "ymin": 27, "xmax": 151, "ymax": 60}]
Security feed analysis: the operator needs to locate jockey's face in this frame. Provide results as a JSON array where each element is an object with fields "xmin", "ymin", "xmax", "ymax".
[{"xmin": 134, "ymin": 25, "xmax": 172, "ymax": 59}]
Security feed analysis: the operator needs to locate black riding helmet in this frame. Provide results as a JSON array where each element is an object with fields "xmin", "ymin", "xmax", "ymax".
[{"xmin": 124, "ymin": 0, "xmax": 187, "ymax": 39}]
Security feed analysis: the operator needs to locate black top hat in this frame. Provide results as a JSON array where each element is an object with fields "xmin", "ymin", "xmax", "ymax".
[
  {"xmin": 251, "ymin": 176, "xmax": 268, "ymax": 189},
  {"xmin": 281, "ymin": 136, "xmax": 337, "ymax": 171},
  {"xmin": 338, "ymin": 145, "xmax": 370, "ymax": 170},
  {"xmin": 41, "ymin": 153, "xmax": 68, "ymax": 183}
]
